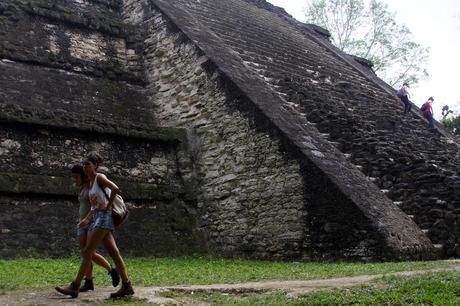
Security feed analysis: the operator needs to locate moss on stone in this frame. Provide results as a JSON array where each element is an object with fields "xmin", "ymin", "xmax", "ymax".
[
  {"xmin": 0, "ymin": 103, "xmax": 187, "ymax": 144},
  {"xmin": 0, "ymin": 0, "xmax": 130, "ymax": 37},
  {"xmin": 0, "ymin": 172, "xmax": 75, "ymax": 196},
  {"xmin": 150, "ymin": 127, "xmax": 188, "ymax": 143},
  {"xmin": 101, "ymin": 78, "xmax": 117, "ymax": 104},
  {"xmin": 0, "ymin": 172, "xmax": 178, "ymax": 201}
]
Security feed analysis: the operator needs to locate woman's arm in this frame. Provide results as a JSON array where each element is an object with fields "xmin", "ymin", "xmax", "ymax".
[
  {"xmin": 79, "ymin": 209, "xmax": 93, "ymax": 227},
  {"xmin": 97, "ymin": 174, "xmax": 120, "ymax": 210}
]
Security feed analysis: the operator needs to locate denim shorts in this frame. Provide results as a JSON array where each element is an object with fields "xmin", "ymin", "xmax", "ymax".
[
  {"xmin": 89, "ymin": 209, "xmax": 114, "ymax": 231},
  {"xmin": 76, "ymin": 222, "xmax": 91, "ymax": 237}
]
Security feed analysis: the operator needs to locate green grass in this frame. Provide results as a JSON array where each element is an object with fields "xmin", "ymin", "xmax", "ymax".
[
  {"xmin": 171, "ymin": 271, "xmax": 460, "ymax": 306},
  {"xmin": 0, "ymin": 256, "xmax": 456, "ymax": 290}
]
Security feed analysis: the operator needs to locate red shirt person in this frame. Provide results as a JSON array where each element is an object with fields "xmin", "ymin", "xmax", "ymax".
[{"xmin": 421, "ymin": 97, "xmax": 435, "ymax": 128}]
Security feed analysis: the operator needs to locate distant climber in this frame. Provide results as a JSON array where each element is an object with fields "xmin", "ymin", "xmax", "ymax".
[
  {"xmin": 441, "ymin": 105, "xmax": 453, "ymax": 120},
  {"xmin": 421, "ymin": 97, "xmax": 435, "ymax": 129},
  {"xmin": 397, "ymin": 83, "xmax": 412, "ymax": 114}
]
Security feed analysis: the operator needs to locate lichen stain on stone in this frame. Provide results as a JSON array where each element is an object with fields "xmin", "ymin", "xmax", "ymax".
[{"xmin": 0, "ymin": 139, "xmax": 21, "ymax": 155}]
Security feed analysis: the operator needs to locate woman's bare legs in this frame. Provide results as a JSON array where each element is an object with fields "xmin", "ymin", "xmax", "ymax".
[
  {"xmin": 102, "ymin": 232, "xmax": 134, "ymax": 298},
  {"xmin": 78, "ymin": 235, "xmax": 93, "ymax": 279},
  {"xmin": 79, "ymin": 235, "xmax": 112, "ymax": 278},
  {"xmin": 75, "ymin": 228, "xmax": 111, "ymax": 285},
  {"xmin": 56, "ymin": 228, "xmax": 110, "ymax": 298},
  {"xmin": 79, "ymin": 233, "xmax": 115, "ymax": 291},
  {"xmin": 103, "ymin": 232, "xmax": 129, "ymax": 282}
]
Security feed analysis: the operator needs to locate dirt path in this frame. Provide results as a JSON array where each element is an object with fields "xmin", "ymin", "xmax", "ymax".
[{"xmin": 1, "ymin": 264, "xmax": 459, "ymax": 305}]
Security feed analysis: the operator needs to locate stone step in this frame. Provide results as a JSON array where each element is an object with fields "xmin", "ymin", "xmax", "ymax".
[{"xmin": 329, "ymin": 141, "xmax": 341, "ymax": 147}]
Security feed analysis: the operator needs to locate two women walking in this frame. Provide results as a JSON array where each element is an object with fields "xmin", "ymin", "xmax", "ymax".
[
  {"xmin": 70, "ymin": 164, "xmax": 119, "ymax": 292},
  {"xmin": 56, "ymin": 152, "xmax": 134, "ymax": 299}
]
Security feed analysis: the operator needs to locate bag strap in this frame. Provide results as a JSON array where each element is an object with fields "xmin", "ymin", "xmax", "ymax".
[
  {"xmin": 101, "ymin": 187, "xmax": 110, "ymax": 201},
  {"xmin": 97, "ymin": 174, "xmax": 110, "ymax": 201}
]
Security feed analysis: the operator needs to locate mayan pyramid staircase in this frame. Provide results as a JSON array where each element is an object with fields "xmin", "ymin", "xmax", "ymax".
[
  {"xmin": 277, "ymin": 69, "xmax": 460, "ymax": 258},
  {"xmin": 160, "ymin": 0, "xmax": 460, "ymax": 257}
]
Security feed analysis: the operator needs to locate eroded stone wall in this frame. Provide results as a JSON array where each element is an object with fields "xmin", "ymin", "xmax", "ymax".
[
  {"xmin": 0, "ymin": 123, "xmax": 179, "ymax": 183},
  {"xmin": 0, "ymin": 120, "xmax": 206, "ymax": 258},
  {"xmin": 0, "ymin": 0, "xmax": 206, "ymax": 258},
  {"xmin": 123, "ymin": 0, "xmax": 308, "ymax": 259},
  {"xmin": 120, "ymin": 0, "xmax": 426, "ymax": 261},
  {"xmin": 0, "ymin": 0, "xmax": 141, "ymax": 82},
  {"xmin": 0, "ymin": 195, "xmax": 204, "ymax": 258}
]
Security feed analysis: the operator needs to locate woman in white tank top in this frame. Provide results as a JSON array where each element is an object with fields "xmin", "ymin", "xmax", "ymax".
[
  {"xmin": 71, "ymin": 164, "xmax": 119, "ymax": 292},
  {"xmin": 56, "ymin": 153, "xmax": 134, "ymax": 299}
]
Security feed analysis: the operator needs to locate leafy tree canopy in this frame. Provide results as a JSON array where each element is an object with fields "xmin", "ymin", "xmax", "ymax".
[
  {"xmin": 304, "ymin": 0, "xmax": 430, "ymax": 87},
  {"xmin": 442, "ymin": 104, "xmax": 460, "ymax": 136},
  {"xmin": 443, "ymin": 116, "xmax": 460, "ymax": 136}
]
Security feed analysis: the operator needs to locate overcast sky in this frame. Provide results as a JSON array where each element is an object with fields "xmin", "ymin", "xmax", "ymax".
[{"xmin": 267, "ymin": 0, "xmax": 460, "ymax": 118}]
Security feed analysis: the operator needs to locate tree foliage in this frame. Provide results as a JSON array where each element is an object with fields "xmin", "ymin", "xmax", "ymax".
[
  {"xmin": 304, "ymin": 0, "xmax": 429, "ymax": 87},
  {"xmin": 443, "ymin": 115, "xmax": 460, "ymax": 137}
]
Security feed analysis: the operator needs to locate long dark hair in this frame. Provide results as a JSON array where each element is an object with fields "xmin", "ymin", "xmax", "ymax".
[
  {"xmin": 86, "ymin": 152, "xmax": 103, "ymax": 169},
  {"xmin": 71, "ymin": 164, "xmax": 89, "ymax": 183}
]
